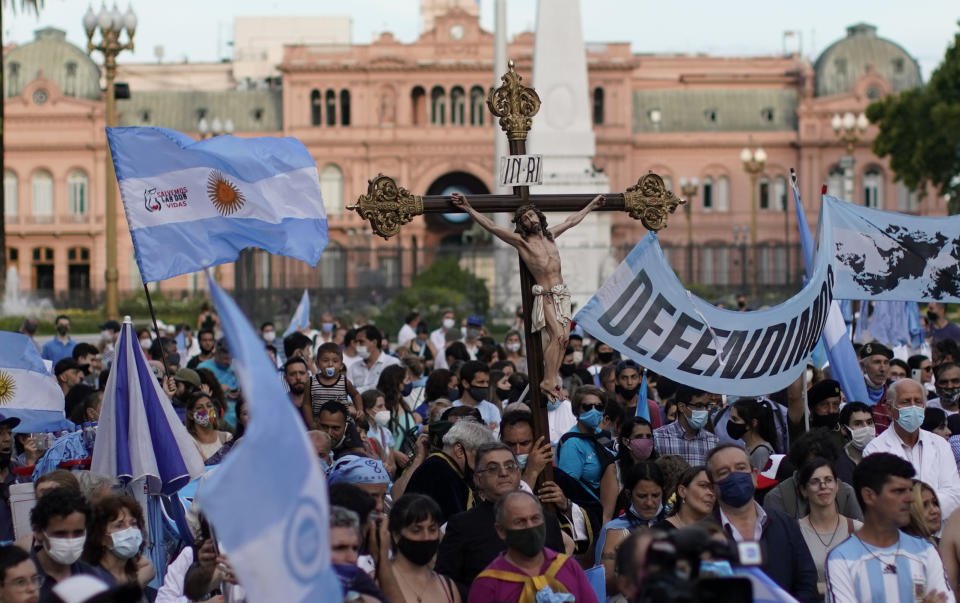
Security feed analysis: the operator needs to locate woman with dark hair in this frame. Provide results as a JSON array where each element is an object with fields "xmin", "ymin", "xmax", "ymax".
[
  {"xmin": 502, "ymin": 330, "xmax": 527, "ymax": 374},
  {"xmin": 376, "ymin": 365, "xmax": 421, "ymax": 453},
  {"xmin": 727, "ymin": 398, "xmax": 777, "ymax": 471},
  {"xmin": 185, "ymin": 392, "xmax": 231, "ymax": 461},
  {"xmin": 83, "ymin": 494, "xmax": 154, "ymax": 597},
  {"xmin": 797, "ymin": 457, "xmax": 860, "ymax": 597},
  {"xmin": 414, "ymin": 369, "xmax": 457, "ymax": 419},
  {"xmin": 194, "ymin": 367, "xmax": 226, "ymax": 419},
  {"xmin": 616, "ymin": 417, "xmax": 657, "ymax": 479},
  {"xmin": 445, "ymin": 342, "xmax": 470, "ymax": 370},
  {"xmin": 654, "ymin": 465, "xmax": 714, "ymax": 531},
  {"xmin": 203, "ymin": 397, "xmax": 248, "ymax": 465},
  {"xmin": 922, "ymin": 407, "xmax": 951, "ymax": 440},
  {"xmin": 596, "ymin": 462, "xmax": 666, "ymax": 588},
  {"xmin": 385, "ymin": 494, "xmax": 460, "ymax": 603}
]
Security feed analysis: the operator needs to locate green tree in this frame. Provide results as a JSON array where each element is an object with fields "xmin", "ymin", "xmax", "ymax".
[{"xmin": 868, "ymin": 22, "xmax": 960, "ymax": 213}]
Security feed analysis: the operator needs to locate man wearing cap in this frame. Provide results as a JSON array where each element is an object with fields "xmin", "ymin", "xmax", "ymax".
[
  {"xmin": 41, "ymin": 315, "xmax": 76, "ymax": 364},
  {"xmin": 863, "ymin": 378, "xmax": 960, "ymax": 517},
  {"xmin": 54, "ymin": 359, "xmax": 85, "ymax": 398},
  {"xmin": 787, "ymin": 378, "xmax": 843, "ymax": 444},
  {"xmin": 860, "ymin": 342, "xmax": 894, "ymax": 432},
  {"xmin": 171, "ymin": 369, "xmax": 201, "ymax": 421}
]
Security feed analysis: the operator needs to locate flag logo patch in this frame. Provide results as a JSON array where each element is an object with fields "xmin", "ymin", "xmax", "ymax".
[
  {"xmin": 207, "ymin": 170, "xmax": 245, "ymax": 216},
  {"xmin": 0, "ymin": 372, "xmax": 16, "ymax": 405}
]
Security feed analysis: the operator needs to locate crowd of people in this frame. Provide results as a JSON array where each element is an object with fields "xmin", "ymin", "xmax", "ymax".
[{"xmin": 7, "ymin": 301, "xmax": 960, "ymax": 602}]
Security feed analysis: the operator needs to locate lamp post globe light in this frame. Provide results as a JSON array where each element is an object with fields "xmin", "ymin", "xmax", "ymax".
[
  {"xmin": 740, "ymin": 147, "xmax": 766, "ymax": 300},
  {"xmin": 831, "ymin": 111, "xmax": 868, "ymax": 202},
  {"xmin": 85, "ymin": 2, "xmax": 136, "ymax": 320}
]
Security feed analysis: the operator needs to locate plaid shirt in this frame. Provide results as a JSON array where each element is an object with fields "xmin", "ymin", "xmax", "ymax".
[{"xmin": 653, "ymin": 420, "xmax": 719, "ymax": 467}]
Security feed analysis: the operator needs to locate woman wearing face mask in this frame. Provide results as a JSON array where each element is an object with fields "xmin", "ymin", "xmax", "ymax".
[
  {"xmin": 83, "ymin": 494, "xmax": 155, "ymax": 597},
  {"xmin": 655, "ymin": 466, "xmax": 715, "ymax": 531},
  {"xmin": 616, "ymin": 418, "xmax": 658, "ymax": 480},
  {"xmin": 596, "ymin": 462, "xmax": 665, "ymax": 589},
  {"xmin": 385, "ymin": 494, "xmax": 460, "ymax": 603},
  {"xmin": 726, "ymin": 399, "xmax": 777, "ymax": 471},
  {"xmin": 185, "ymin": 393, "xmax": 231, "ymax": 461},
  {"xmin": 796, "ymin": 457, "xmax": 861, "ymax": 598},
  {"xmin": 502, "ymin": 331, "xmax": 528, "ymax": 375},
  {"xmin": 377, "ymin": 365, "xmax": 421, "ymax": 455}
]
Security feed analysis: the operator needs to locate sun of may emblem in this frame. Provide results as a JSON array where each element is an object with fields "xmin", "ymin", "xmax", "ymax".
[
  {"xmin": 206, "ymin": 170, "xmax": 246, "ymax": 216},
  {"xmin": 0, "ymin": 371, "xmax": 16, "ymax": 405}
]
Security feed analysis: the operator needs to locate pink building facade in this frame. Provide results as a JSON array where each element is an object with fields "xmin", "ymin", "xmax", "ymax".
[{"xmin": 2, "ymin": 13, "xmax": 942, "ymax": 305}]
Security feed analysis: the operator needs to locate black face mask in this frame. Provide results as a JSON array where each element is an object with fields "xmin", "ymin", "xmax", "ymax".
[
  {"xmin": 812, "ymin": 412, "xmax": 840, "ymax": 430},
  {"xmin": 559, "ymin": 364, "xmax": 577, "ymax": 377},
  {"xmin": 726, "ymin": 421, "xmax": 748, "ymax": 441},
  {"xmin": 928, "ymin": 310, "xmax": 940, "ymax": 324},
  {"xmin": 396, "ymin": 537, "xmax": 439, "ymax": 566},
  {"xmin": 497, "ymin": 388, "xmax": 513, "ymax": 401},
  {"xmin": 597, "ymin": 351, "xmax": 614, "ymax": 364},
  {"xmin": 616, "ymin": 385, "xmax": 640, "ymax": 400}
]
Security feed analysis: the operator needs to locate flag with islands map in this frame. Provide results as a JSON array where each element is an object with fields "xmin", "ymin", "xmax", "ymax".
[{"xmin": 827, "ymin": 195, "xmax": 960, "ymax": 302}]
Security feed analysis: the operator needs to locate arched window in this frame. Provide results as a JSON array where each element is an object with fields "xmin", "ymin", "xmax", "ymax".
[
  {"xmin": 64, "ymin": 62, "xmax": 77, "ymax": 97},
  {"xmin": 450, "ymin": 86, "xmax": 465, "ymax": 126},
  {"xmin": 319, "ymin": 163, "xmax": 344, "ymax": 216},
  {"xmin": 774, "ymin": 176, "xmax": 787, "ymax": 211},
  {"xmin": 430, "ymin": 86, "xmax": 446, "ymax": 125},
  {"xmin": 702, "ymin": 177, "xmax": 714, "ymax": 211},
  {"xmin": 592, "ymin": 87, "xmax": 604, "ymax": 125},
  {"xmin": 310, "ymin": 90, "xmax": 322, "ymax": 126},
  {"xmin": 31, "ymin": 170, "xmax": 53, "ymax": 220},
  {"xmin": 67, "ymin": 170, "xmax": 88, "ymax": 215},
  {"xmin": 325, "ymin": 90, "xmax": 337, "ymax": 126},
  {"xmin": 758, "ymin": 176, "xmax": 771, "ymax": 210},
  {"xmin": 4, "ymin": 170, "xmax": 17, "ymax": 218},
  {"xmin": 716, "ymin": 176, "xmax": 730, "ymax": 212},
  {"xmin": 411, "ymin": 86, "xmax": 426, "ymax": 126},
  {"xmin": 863, "ymin": 166, "xmax": 883, "ymax": 208},
  {"xmin": 826, "ymin": 165, "xmax": 845, "ymax": 199},
  {"xmin": 469, "ymin": 86, "xmax": 485, "ymax": 126},
  {"xmin": 6, "ymin": 62, "xmax": 19, "ymax": 97},
  {"xmin": 340, "ymin": 90, "xmax": 351, "ymax": 126}
]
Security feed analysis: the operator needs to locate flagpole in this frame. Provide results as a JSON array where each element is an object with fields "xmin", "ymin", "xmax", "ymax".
[{"xmin": 142, "ymin": 282, "xmax": 176, "ymax": 371}]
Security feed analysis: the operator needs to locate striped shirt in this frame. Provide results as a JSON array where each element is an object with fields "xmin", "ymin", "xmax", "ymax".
[
  {"xmin": 825, "ymin": 531, "xmax": 950, "ymax": 603},
  {"xmin": 310, "ymin": 373, "xmax": 350, "ymax": 418},
  {"xmin": 652, "ymin": 419, "xmax": 719, "ymax": 467}
]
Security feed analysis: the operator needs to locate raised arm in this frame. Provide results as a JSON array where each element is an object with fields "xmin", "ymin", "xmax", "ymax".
[
  {"xmin": 550, "ymin": 194, "xmax": 605, "ymax": 238},
  {"xmin": 450, "ymin": 193, "xmax": 523, "ymax": 246}
]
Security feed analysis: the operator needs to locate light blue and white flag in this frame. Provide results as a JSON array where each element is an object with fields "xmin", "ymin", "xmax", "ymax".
[
  {"xmin": 826, "ymin": 195, "xmax": 960, "ymax": 302},
  {"xmin": 92, "ymin": 318, "xmax": 205, "ymax": 495},
  {"xmin": 792, "ymin": 176, "xmax": 868, "ymax": 403},
  {"xmin": 0, "ymin": 332, "xmax": 71, "ymax": 433},
  {"xmin": 635, "ymin": 372, "xmax": 650, "ymax": 421},
  {"xmin": 574, "ymin": 224, "xmax": 835, "ymax": 396},
  {"xmin": 175, "ymin": 330, "xmax": 189, "ymax": 368},
  {"xmin": 107, "ymin": 127, "xmax": 328, "ymax": 283},
  {"xmin": 197, "ymin": 274, "xmax": 340, "ymax": 603},
  {"xmin": 283, "ymin": 289, "xmax": 311, "ymax": 337},
  {"xmin": 732, "ymin": 566, "xmax": 798, "ymax": 603}
]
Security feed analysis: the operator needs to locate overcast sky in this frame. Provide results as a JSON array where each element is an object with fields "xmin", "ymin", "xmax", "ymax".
[{"xmin": 4, "ymin": 1, "xmax": 957, "ymax": 79}]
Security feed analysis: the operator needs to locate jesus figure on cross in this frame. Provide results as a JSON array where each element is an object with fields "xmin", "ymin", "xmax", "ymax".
[{"xmin": 451, "ymin": 192, "xmax": 606, "ymax": 400}]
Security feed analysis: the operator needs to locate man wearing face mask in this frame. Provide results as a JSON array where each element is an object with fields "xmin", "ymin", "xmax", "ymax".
[
  {"xmin": 587, "ymin": 342, "xmax": 618, "ymax": 388},
  {"xmin": 41, "ymin": 315, "xmax": 77, "ymax": 364},
  {"xmin": 406, "ymin": 419, "xmax": 496, "ymax": 524},
  {"xmin": 437, "ymin": 442, "xmax": 569, "ymax": 592},
  {"xmin": 613, "ymin": 361, "xmax": 662, "ymax": 429},
  {"xmin": 863, "ymin": 378, "xmax": 960, "ymax": 517},
  {"xmin": 788, "ymin": 379, "xmax": 846, "ymax": 450},
  {"xmin": 430, "ymin": 310, "xmax": 457, "ymax": 371},
  {"xmin": 470, "ymin": 491, "xmax": 599, "ymax": 603},
  {"xmin": 926, "ymin": 303, "xmax": 960, "ymax": 344},
  {"xmin": 834, "ymin": 402, "xmax": 876, "ymax": 486},
  {"xmin": 452, "ymin": 361, "xmax": 502, "ymax": 433},
  {"xmin": 929, "ymin": 362, "xmax": 960, "ymax": 416},
  {"xmin": 313, "ymin": 312, "xmax": 338, "ymax": 349},
  {"xmin": 653, "ymin": 385, "xmax": 719, "ymax": 466},
  {"xmin": 706, "ymin": 444, "xmax": 818, "ymax": 602},
  {"xmin": 347, "ymin": 326, "xmax": 400, "ymax": 394},
  {"xmin": 29, "ymin": 488, "xmax": 97, "ymax": 599}
]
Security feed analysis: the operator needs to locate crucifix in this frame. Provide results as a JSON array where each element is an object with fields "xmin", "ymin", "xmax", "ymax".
[{"xmin": 349, "ymin": 61, "xmax": 683, "ymax": 478}]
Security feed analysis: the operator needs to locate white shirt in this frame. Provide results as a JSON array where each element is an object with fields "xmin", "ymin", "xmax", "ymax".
[
  {"xmin": 398, "ymin": 323, "xmax": 417, "ymax": 348},
  {"xmin": 452, "ymin": 398, "xmax": 501, "ymax": 434},
  {"xmin": 863, "ymin": 425, "xmax": 960, "ymax": 517},
  {"xmin": 430, "ymin": 328, "xmax": 449, "ymax": 370},
  {"xmin": 155, "ymin": 546, "xmax": 193, "ymax": 603},
  {"xmin": 927, "ymin": 397, "xmax": 959, "ymax": 416},
  {"xmin": 547, "ymin": 400, "xmax": 578, "ymax": 444},
  {"xmin": 719, "ymin": 501, "xmax": 767, "ymax": 542},
  {"xmin": 347, "ymin": 352, "xmax": 401, "ymax": 393}
]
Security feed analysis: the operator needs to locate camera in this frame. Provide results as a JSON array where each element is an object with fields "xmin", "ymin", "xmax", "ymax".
[{"xmin": 635, "ymin": 525, "xmax": 754, "ymax": 603}]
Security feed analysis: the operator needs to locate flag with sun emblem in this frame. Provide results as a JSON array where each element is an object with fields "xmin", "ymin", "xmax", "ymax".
[
  {"xmin": 106, "ymin": 126, "xmax": 328, "ymax": 283},
  {"xmin": 0, "ymin": 332, "xmax": 70, "ymax": 433}
]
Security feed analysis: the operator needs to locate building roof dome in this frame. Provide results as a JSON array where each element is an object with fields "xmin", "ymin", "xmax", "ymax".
[
  {"xmin": 4, "ymin": 27, "xmax": 101, "ymax": 100},
  {"xmin": 813, "ymin": 23, "xmax": 921, "ymax": 98}
]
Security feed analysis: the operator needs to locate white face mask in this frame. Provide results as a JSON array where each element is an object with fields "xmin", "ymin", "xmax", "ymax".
[
  {"xmin": 505, "ymin": 342, "xmax": 521, "ymax": 353},
  {"xmin": 110, "ymin": 526, "xmax": 143, "ymax": 560},
  {"xmin": 263, "ymin": 331, "xmax": 276, "ymax": 343},
  {"xmin": 44, "ymin": 532, "xmax": 86, "ymax": 565},
  {"xmin": 139, "ymin": 338, "xmax": 152, "ymax": 350},
  {"xmin": 100, "ymin": 330, "xmax": 112, "ymax": 341},
  {"xmin": 356, "ymin": 345, "xmax": 370, "ymax": 360},
  {"xmin": 850, "ymin": 425, "xmax": 876, "ymax": 450},
  {"xmin": 572, "ymin": 351, "xmax": 584, "ymax": 364},
  {"xmin": 373, "ymin": 410, "xmax": 391, "ymax": 427},
  {"xmin": 442, "ymin": 318, "xmax": 455, "ymax": 330}
]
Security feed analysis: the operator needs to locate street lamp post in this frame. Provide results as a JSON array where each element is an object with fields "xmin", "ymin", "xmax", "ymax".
[
  {"xmin": 679, "ymin": 177, "xmax": 698, "ymax": 283},
  {"xmin": 85, "ymin": 3, "xmax": 136, "ymax": 320},
  {"xmin": 733, "ymin": 225, "xmax": 748, "ymax": 291},
  {"xmin": 740, "ymin": 146, "xmax": 766, "ymax": 300},
  {"xmin": 831, "ymin": 111, "xmax": 868, "ymax": 202}
]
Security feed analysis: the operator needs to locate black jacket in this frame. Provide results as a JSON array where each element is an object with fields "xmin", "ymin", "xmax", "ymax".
[
  {"xmin": 436, "ymin": 499, "xmax": 565, "ymax": 590},
  {"xmin": 406, "ymin": 452, "xmax": 472, "ymax": 524},
  {"xmin": 712, "ymin": 505, "xmax": 819, "ymax": 603}
]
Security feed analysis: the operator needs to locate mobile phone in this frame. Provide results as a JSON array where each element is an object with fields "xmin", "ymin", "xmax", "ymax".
[{"xmin": 912, "ymin": 368, "xmax": 924, "ymax": 384}]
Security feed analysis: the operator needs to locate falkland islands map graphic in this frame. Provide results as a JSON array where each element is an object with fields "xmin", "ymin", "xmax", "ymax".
[{"xmin": 834, "ymin": 223, "xmax": 960, "ymax": 299}]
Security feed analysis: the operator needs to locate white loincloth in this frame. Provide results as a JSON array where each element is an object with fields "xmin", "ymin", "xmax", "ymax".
[{"xmin": 531, "ymin": 283, "xmax": 572, "ymax": 333}]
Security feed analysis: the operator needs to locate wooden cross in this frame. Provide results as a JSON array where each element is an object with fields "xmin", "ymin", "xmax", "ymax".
[{"xmin": 349, "ymin": 61, "xmax": 683, "ymax": 481}]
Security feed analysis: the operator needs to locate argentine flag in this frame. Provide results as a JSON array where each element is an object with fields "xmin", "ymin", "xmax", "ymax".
[
  {"xmin": 0, "ymin": 332, "xmax": 71, "ymax": 433},
  {"xmin": 283, "ymin": 289, "xmax": 311, "ymax": 337},
  {"xmin": 198, "ymin": 273, "xmax": 340, "ymax": 603},
  {"xmin": 107, "ymin": 127, "xmax": 328, "ymax": 283}
]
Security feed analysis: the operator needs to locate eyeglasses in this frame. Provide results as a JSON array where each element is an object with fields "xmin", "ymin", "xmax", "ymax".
[
  {"xmin": 581, "ymin": 403, "xmax": 604, "ymax": 412},
  {"xmin": 5, "ymin": 575, "xmax": 42, "ymax": 591},
  {"xmin": 807, "ymin": 476, "xmax": 836, "ymax": 490},
  {"xmin": 477, "ymin": 462, "xmax": 520, "ymax": 475}
]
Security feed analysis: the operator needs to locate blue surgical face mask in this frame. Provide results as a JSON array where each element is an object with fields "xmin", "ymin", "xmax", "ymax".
[
  {"xmin": 717, "ymin": 471, "xmax": 755, "ymax": 508},
  {"xmin": 578, "ymin": 408, "xmax": 603, "ymax": 430},
  {"xmin": 546, "ymin": 400, "xmax": 562, "ymax": 412},
  {"xmin": 687, "ymin": 409, "xmax": 709, "ymax": 430},
  {"xmin": 321, "ymin": 322, "xmax": 335, "ymax": 333},
  {"xmin": 896, "ymin": 405, "xmax": 925, "ymax": 433},
  {"xmin": 700, "ymin": 560, "xmax": 733, "ymax": 577},
  {"xmin": 516, "ymin": 454, "xmax": 529, "ymax": 469},
  {"xmin": 324, "ymin": 367, "xmax": 337, "ymax": 378}
]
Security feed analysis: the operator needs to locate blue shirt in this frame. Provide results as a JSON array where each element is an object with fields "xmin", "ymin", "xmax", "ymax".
[
  {"xmin": 452, "ymin": 399, "xmax": 501, "ymax": 432},
  {"xmin": 556, "ymin": 425, "xmax": 603, "ymax": 493},
  {"xmin": 41, "ymin": 337, "xmax": 76, "ymax": 364}
]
